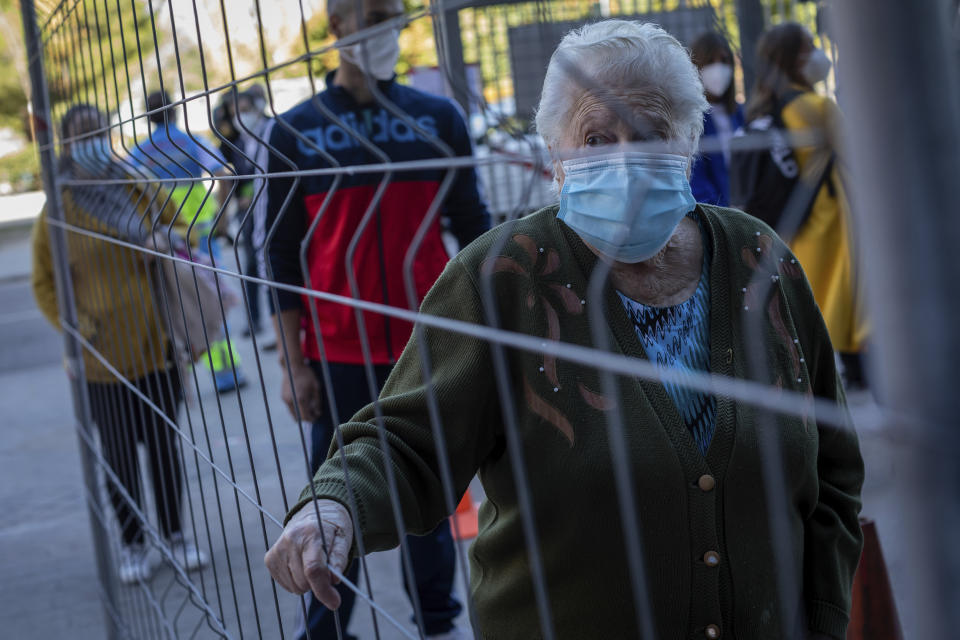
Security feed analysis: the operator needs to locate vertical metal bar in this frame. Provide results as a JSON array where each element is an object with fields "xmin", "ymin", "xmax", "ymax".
[
  {"xmin": 116, "ymin": 1, "xmax": 234, "ymax": 629},
  {"xmin": 64, "ymin": 4, "xmax": 169, "ymax": 634},
  {"xmin": 735, "ymin": 0, "xmax": 764, "ymax": 93},
  {"xmin": 19, "ymin": 2, "xmax": 120, "ymax": 638},
  {"xmin": 44, "ymin": 15, "xmax": 147, "ymax": 635},
  {"xmin": 441, "ymin": 6, "xmax": 470, "ymax": 115},
  {"xmin": 206, "ymin": 4, "xmax": 295, "ymax": 636},
  {"xmin": 95, "ymin": 2, "xmax": 216, "ymax": 619},
  {"xmin": 833, "ymin": 1, "xmax": 960, "ymax": 637}
]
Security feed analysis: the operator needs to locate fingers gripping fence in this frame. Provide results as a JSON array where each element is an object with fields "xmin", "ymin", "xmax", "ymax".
[{"xmin": 20, "ymin": 0, "xmax": 960, "ymax": 639}]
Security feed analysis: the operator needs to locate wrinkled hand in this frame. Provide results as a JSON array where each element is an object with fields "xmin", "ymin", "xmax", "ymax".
[
  {"xmin": 264, "ymin": 500, "xmax": 353, "ymax": 609},
  {"xmin": 282, "ymin": 362, "xmax": 322, "ymax": 422}
]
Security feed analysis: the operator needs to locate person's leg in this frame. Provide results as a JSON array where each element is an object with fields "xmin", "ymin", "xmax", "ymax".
[
  {"xmin": 89, "ymin": 381, "xmax": 145, "ymax": 546},
  {"xmin": 298, "ymin": 559, "xmax": 360, "ymax": 640},
  {"xmin": 298, "ymin": 362, "xmax": 376, "ymax": 640},
  {"xmin": 195, "ymin": 232, "xmax": 247, "ymax": 391},
  {"xmin": 241, "ymin": 218, "xmax": 261, "ymax": 333},
  {"xmin": 401, "ymin": 520, "xmax": 462, "ymax": 636},
  {"xmin": 839, "ymin": 351, "xmax": 867, "ymax": 390},
  {"xmin": 210, "ymin": 338, "xmax": 247, "ymax": 392},
  {"xmin": 139, "ymin": 368, "xmax": 184, "ymax": 540}
]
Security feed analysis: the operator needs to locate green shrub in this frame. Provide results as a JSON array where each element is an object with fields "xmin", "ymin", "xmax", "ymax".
[{"xmin": 0, "ymin": 145, "xmax": 40, "ymax": 193}]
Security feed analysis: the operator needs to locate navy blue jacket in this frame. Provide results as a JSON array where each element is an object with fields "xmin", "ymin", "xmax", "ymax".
[{"xmin": 690, "ymin": 105, "xmax": 745, "ymax": 207}]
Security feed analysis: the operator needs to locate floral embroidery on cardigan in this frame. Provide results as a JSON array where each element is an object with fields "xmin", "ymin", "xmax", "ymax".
[
  {"xmin": 741, "ymin": 234, "xmax": 805, "ymax": 372},
  {"xmin": 741, "ymin": 233, "xmax": 813, "ymax": 428},
  {"xmin": 480, "ymin": 233, "xmax": 613, "ymax": 446}
]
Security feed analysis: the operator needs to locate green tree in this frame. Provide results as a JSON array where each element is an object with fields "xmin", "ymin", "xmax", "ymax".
[
  {"xmin": 0, "ymin": 0, "xmax": 30, "ymax": 133},
  {"xmin": 0, "ymin": 0, "xmax": 35, "ymax": 191},
  {"xmin": 41, "ymin": 0, "xmax": 156, "ymax": 117}
]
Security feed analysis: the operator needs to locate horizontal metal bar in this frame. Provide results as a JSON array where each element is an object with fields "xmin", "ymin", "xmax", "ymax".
[{"xmin": 45, "ymin": 215, "xmax": 880, "ymax": 438}]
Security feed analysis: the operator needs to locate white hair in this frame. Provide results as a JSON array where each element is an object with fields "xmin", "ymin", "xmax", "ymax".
[{"xmin": 535, "ymin": 20, "xmax": 709, "ymax": 158}]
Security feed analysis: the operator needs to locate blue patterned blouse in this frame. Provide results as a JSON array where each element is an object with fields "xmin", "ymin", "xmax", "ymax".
[{"xmin": 617, "ymin": 216, "xmax": 716, "ymax": 456}]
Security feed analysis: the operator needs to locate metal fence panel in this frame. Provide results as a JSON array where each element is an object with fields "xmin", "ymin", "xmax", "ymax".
[{"xmin": 17, "ymin": 0, "xmax": 959, "ymax": 638}]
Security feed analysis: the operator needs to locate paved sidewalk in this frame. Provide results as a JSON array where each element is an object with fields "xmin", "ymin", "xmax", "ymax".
[{"xmin": 0, "ymin": 354, "xmax": 107, "ymax": 638}]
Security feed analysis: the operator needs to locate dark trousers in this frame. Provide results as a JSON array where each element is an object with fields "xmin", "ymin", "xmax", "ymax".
[
  {"xmin": 87, "ymin": 368, "xmax": 184, "ymax": 546},
  {"xmin": 240, "ymin": 217, "xmax": 261, "ymax": 331},
  {"xmin": 298, "ymin": 362, "xmax": 462, "ymax": 640},
  {"xmin": 840, "ymin": 351, "xmax": 867, "ymax": 388}
]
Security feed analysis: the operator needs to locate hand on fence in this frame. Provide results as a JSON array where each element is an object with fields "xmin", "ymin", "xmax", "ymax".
[
  {"xmin": 264, "ymin": 499, "xmax": 353, "ymax": 610},
  {"xmin": 282, "ymin": 361, "xmax": 322, "ymax": 423}
]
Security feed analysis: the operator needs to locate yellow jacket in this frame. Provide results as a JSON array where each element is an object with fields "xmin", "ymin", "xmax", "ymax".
[
  {"xmin": 32, "ymin": 183, "xmax": 183, "ymax": 383},
  {"xmin": 781, "ymin": 90, "xmax": 868, "ymax": 353}
]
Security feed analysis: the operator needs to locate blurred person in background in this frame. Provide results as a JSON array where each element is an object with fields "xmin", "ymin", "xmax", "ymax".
[
  {"xmin": 130, "ymin": 89, "xmax": 249, "ymax": 393},
  {"xmin": 32, "ymin": 104, "xmax": 208, "ymax": 585},
  {"xmin": 261, "ymin": 0, "xmax": 489, "ymax": 637},
  {"xmin": 214, "ymin": 86, "xmax": 274, "ymax": 342},
  {"xmin": 745, "ymin": 22, "xmax": 869, "ymax": 389},
  {"xmin": 211, "ymin": 88, "xmax": 245, "ymax": 237},
  {"xmin": 689, "ymin": 30, "xmax": 745, "ymax": 206},
  {"xmin": 212, "ymin": 88, "xmax": 241, "ymax": 168},
  {"xmin": 264, "ymin": 20, "xmax": 863, "ymax": 640}
]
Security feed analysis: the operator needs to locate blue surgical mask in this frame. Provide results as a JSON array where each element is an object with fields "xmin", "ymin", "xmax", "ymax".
[
  {"xmin": 71, "ymin": 137, "xmax": 113, "ymax": 173},
  {"xmin": 557, "ymin": 151, "xmax": 696, "ymax": 263}
]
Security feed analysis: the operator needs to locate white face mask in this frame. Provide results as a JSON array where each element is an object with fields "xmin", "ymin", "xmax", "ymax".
[
  {"xmin": 802, "ymin": 48, "xmax": 832, "ymax": 85},
  {"xmin": 700, "ymin": 62, "xmax": 733, "ymax": 98},
  {"xmin": 339, "ymin": 28, "xmax": 400, "ymax": 81},
  {"xmin": 236, "ymin": 110, "xmax": 262, "ymax": 132}
]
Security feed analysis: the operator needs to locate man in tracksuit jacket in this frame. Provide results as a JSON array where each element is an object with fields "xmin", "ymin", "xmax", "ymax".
[{"xmin": 262, "ymin": 0, "xmax": 490, "ymax": 637}]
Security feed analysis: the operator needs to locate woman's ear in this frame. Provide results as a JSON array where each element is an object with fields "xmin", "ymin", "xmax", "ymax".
[
  {"xmin": 548, "ymin": 144, "xmax": 566, "ymax": 189},
  {"xmin": 686, "ymin": 138, "xmax": 697, "ymax": 180}
]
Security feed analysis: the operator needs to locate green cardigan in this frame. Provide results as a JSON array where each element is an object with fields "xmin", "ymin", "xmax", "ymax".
[{"xmin": 289, "ymin": 205, "xmax": 864, "ymax": 640}]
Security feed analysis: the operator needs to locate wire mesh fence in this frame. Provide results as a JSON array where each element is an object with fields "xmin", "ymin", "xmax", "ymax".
[{"xmin": 18, "ymin": 0, "xmax": 960, "ymax": 639}]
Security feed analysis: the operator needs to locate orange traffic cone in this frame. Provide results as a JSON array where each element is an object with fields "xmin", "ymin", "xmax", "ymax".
[
  {"xmin": 449, "ymin": 489, "xmax": 479, "ymax": 541},
  {"xmin": 847, "ymin": 517, "xmax": 903, "ymax": 640}
]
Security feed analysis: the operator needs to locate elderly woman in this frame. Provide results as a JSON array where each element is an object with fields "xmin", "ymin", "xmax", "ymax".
[{"xmin": 265, "ymin": 21, "xmax": 863, "ymax": 640}]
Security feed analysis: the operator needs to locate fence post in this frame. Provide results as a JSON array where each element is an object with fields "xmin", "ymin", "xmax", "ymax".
[
  {"xmin": 833, "ymin": 1, "xmax": 960, "ymax": 638},
  {"xmin": 735, "ymin": 0, "xmax": 764, "ymax": 93},
  {"xmin": 440, "ymin": 6, "xmax": 471, "ymax": 117},
  {"xmin": 18, "ymin": 1, "xmax": 121, "ymax": 638}
]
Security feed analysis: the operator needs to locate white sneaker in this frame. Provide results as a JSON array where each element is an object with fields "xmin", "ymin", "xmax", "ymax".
[
  {"xmin": 167, "ymin": 533, "xmax": 209, "ymax": 572},
  {"xmin": 426, "ymin": 629, "xmax": 474, "ymax": 640},
  {"xmin": 118, "ymin": 543, "xmax": 157, "ymax": 585}
]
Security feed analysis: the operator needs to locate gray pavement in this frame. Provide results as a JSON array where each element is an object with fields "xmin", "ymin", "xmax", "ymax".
[{"xmin": 0, "ymin": 207, "xmax": 914, "ymax": 638}]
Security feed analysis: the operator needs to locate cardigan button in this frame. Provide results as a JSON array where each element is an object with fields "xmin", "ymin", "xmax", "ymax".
[
  {"xmin": 703, "ymin": 550, "xmax": 721, "ymax": 567},
  {"xmin": 698, "ymin": 474, "xmax": 716, "ymax": 492},
  {"xmin": 705, "ymin": 624, "xmax": 721, "ymax": 639}
]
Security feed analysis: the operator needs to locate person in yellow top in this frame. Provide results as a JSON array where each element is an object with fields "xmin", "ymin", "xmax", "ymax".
[
  {"xmin": 745, "ymin": 22, "xmax": 869, "ymax": 387},
  {"xmin": 32, "ymin": 104, "xmax": 208, "ymax": 584}
]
